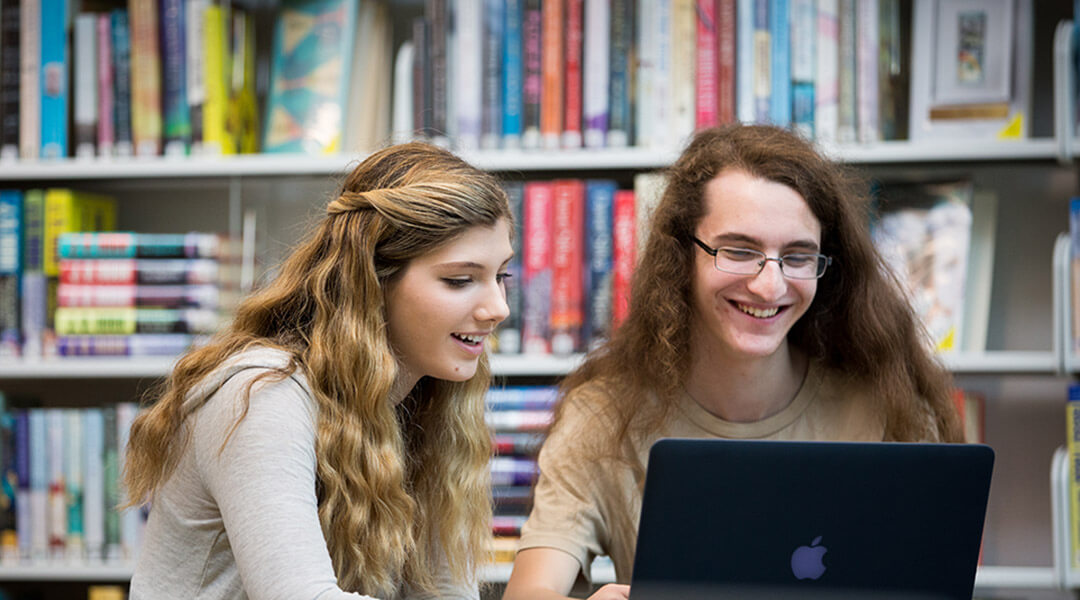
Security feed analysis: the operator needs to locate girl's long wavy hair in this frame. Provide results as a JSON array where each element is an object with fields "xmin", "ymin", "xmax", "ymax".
[
  {"xmin": 558, "ymin": 124, "xmax": 962, "ymax": 464},
  {"xmin": 124, "ymin": 142, "xmax": 508, "ymax": 596}
]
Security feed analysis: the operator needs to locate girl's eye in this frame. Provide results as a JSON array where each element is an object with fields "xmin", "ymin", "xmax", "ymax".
[
  {"xmin": 497, "ymin": 272, "xmax": 513, "ymax": 284},
  {"xmin": 442, "ymin": 278, "xmax": 471, "ymax": 288}
]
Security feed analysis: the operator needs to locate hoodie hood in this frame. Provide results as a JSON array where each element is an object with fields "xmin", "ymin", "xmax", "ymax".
[{"xmin": 180, "ymin": 347, "xmax": 307, "ymax": 418}]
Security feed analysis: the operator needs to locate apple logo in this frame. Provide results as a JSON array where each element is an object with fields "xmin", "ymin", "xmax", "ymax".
[{"xmin": 790, "ymin": 535, "xmax": 828, "ymax": 580}]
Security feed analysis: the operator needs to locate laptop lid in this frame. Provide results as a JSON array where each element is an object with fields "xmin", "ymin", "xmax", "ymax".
[{"xmin": 630, "ymin": 439, "xmax": 994, "ymax": 600}]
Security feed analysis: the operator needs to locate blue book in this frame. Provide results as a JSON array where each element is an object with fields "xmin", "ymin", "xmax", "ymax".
[
  {"xmin": 768, "ymin": 0, "xmax": 791, "ymax": 127},
  {"xmin": 607, "ymin": 0, "xmax": 632, "ymax": 146},
  {"xmin": 0, "ymin": 190, "xmax": 22, "ymax": 355},
  {"xmin": 38, "ymin": 0, "xmax": 68, "ymax": 158},
  {"xmin": 27, "ymin": 408, "xmax": 46, "ymax": 560},
  {"xmin": 496, "ymin": 181, "xmax": 524, "ymax": 354},
  {"xmin": 159, "ymin": 0, "xmax": 191, "ymax": 156},
  {"xmin": 481, "ymin": 0, "xmax": 503, "ymax": 149},
  {"xmin": 111, "ymin": 9, "xmax": 133, "ymax": 156},
  {"xmin": 584, "ymin": 180, "xmax": 616, "ymax": 349},
  {"xmin": 501, "ymin": 0, "xmax": 523, "ymax": 146},
  {"xmin": 13, "ymin": 409, "xmax": 29, "ymax": 561}
]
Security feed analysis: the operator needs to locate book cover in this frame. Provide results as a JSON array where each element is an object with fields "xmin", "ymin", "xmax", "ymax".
[
  {"xmin": 0, "ymin": 0, "xmax": 19, "ymax": 160},
  {"xmin": 479, "ymin": 0, "xmax": 503, "ymax": 150},
  {"xmin": 128, "ymin": 0, "xmax": 163, "ymax": 156},
  {"xmin": 160, "ymin": 0, "xmax": 191, "ymax": 156},
  {"xmin": 695, "ymin": 0, "xmax": 719, "ymax": 130},
  {"xmin": 561, "ymin": 0, "xmax": 584, "ymax": 149},
  {"xmin": 607, "ymin": 0, "xmax": 633, "ymax": 147},
  {"xmin": 18, "ymin": 0, "xmax": 38, "ymax": 160},
  {"xmin": 522, "ymin": 181, "xmax": 553, "ymax": 355},
  {"xmin": 73, "ymin": 13, "xmax": 98, "ymax": 159},
  {"xmin": 496, "ymin": 181, "xmax": 524, "ymax": 354},
  {"xmin": 520, "ymin": 0, "xmax": 541, "ymax": 149},
  {"xmin": 263, "ymin": 0, "xmax": 357, "ymax": 154},
  {"xmin": 612, "ymin": 189, "xmax": 635, "ymax": 328},
  {"xmin": 550, "ymin": 180, "xmax": 585, "ymax": 355},
  {"xmin": 539, "ymin": 0, "xmax": 563, "ymax": 150},
  {"xmin": 38, "ymin": 0, "xmax": 67, "ymax": 159},
  {"xmin": 96, "ymin": 13, "xmax": 115, "ymax": 157},
  {"xmin": 111, "ymin": 8, "xmax": 133, "ymax": 157},
  {"xmin": 501, "ymin": 0, "xmax": 523, "ymax": 148},
  {"xmin": 584, "ymin": 180, "xmax": 616, "ymax": 349}
]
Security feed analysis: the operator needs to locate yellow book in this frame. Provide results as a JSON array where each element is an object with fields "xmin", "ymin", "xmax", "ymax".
[
  {"xmin": 43, "ymin": 190, "xmax": 118, "ymax": 277},
  {"xmin": 1068, "ymin": 385, "xmax": 1080, "ymax": 569},
  {"xmin": 203, "ymin": 5, "xmax": 235, "ymax": 155}
]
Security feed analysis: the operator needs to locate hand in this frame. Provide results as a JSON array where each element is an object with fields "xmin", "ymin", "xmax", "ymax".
[{"xmin": 587, "ymin": 583, "xmax": 630, "ymax": 600}]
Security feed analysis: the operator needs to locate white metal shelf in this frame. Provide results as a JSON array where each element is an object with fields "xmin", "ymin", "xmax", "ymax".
[
  {"xmin": 0, "ymin": 350, "xmax": 1060, "ymax": 379},
  {"xmin": 0, "ymin": 138, "xmax": 1062, "ymax": 181},
  {"xmin": 0, "ymin": 562, "xmax": 135, "ymax": 581}
]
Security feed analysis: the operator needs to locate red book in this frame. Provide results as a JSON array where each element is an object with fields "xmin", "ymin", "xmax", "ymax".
[
  {"xmin": 611, "ymin": 189, "xmax": 636, "ymax": 329},
  {"xmin": 717, "ymin": 0, "xmax": 737, "ymax": 124},
  {"xmin": 695, "ymin": 0, "xmax": 719, "ymax": 129},
  {"xmin": 523, "ymin": 182, "xmax": 554, "ymax": 354},
  {"xmin": 550, "ymin": 180, "xmax": 585, "ymax": 354},
  {"xmin": 562, "ymin": 0, "xmax": 584, "ymax": 148},
  {"xmin": 540, "ymin": 0, "xmax": 564, "ymax": 149}
]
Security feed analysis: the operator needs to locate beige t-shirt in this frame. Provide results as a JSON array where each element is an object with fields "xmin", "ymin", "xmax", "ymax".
[{"xmin": 517, "ymin": 360, "xmax": 887, "ymax": 586}]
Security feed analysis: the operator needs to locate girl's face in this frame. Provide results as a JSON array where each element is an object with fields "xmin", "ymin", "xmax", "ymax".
[
  {"xmin": 690, "ymin": 169, "xmax": 822, "ymax": 364},
  {"xmin": 385, "ymin": 219, "xmax": 513, "ymax": 384}
]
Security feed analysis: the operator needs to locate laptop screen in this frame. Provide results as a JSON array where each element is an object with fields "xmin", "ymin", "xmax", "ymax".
[{"xmin": 630, "ymin": 439, "xmax": 994, "ymax": 600}]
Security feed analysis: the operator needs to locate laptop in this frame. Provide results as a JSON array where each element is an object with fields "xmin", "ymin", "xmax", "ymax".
[{"xmin": 630, "ymin": 439, "xmax": 994, "ymax": 600}]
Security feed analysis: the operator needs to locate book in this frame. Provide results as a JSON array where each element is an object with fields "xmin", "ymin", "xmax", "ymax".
[
  {"xmin": 751, "ymin": 0, "xmax": 771, "ymax": 124},
  {"xmin": 185, "ymin": 0, "xmax": 208, "ymax": 154},
  {"xmin": 814, "ymin": 0, "xmax": 839, "ymax": 144},
  {"xmin": 961, "ymin": 189, "xmax": 997, "ymax": 353},
  {"xmin": 20, "ymin": 189, "xmax": 44, "ymax": 358},
  {"xmin": 607, "ymin": 0, "xmax": 633, "ymax": 146},
  {"xmin": 769, "ymin": 0, "xmax": 791, "ymax": 126},
  {"xmin": 229, "ymin": 7, "xmax": 261, "ymax": 154},
  {"xmin": 63, "ymin": 408, "xmax": 83, "ymax": 560},
  {"xmin": 500, "ymin": 0, "xmax": 523, "ymax": 148},
  {"xmin": 202, "ymin": 4, "xmax": 233, "ymax": 155},
  {"xmin": 1071, "ymin": 198, "xmax": 1080, "ymax": 354},
  {"xmin": 38, "ymin": 0, "xmax": 67, "ymax": 159},
  {"xmin": 18, "ymin": 0, "xmax": 39, "ymax": 160},
  {"xmin": 160, "ymin": 0, "xmax": 192, "ymax": 156},
  {"xmin": 390, "ymin": 40, "xmax": 414, "ymax": 143},
  {"xmin": 453, "ymin": 0, "xmax": 482, "ymax": 150},
  {"xmin": 95, "ymin": 13, "xmax": 115, "ymax": 157},
  {"xmin": 14, "ymin": 409, "xmax": 29, "ymax": 561},
  {"xmin": 44, "ymin": 190, "xmax": 118, "ymax": 277},
  {"xmin": 492, "ymin": 432, "xmax": 543, "ymax": 456},
  {"xmin": 73, "ymin": 13, "xmax": 98, "ymax": 159},
  {"xmin": 584, "ymin": 180, "xmax": 616, "ymax": 349},
  {"xmin": 836, "ymin": 0, "xmax": 856, "ymax": 142},
  {"xmin": 669, "ymin": 0, "xmax": 695, "ymax": 143},
  {"xmin": 111, "ymin": 8, "xmax": 133, "ymax": 157},
  {"xmin": 481, "ymin": 1, "xmax": 504, "ymax": 150},
  {"xmin": 0, "ymin": 189, "xmax": 21, "ymax": 356},
  {"xmin": 790, "ymin": 0, "xmax": 815, "ymax": 138},
  {"xmin": 54, "ymin": 307, "xmax": 221, "ymax": 335},
  {"xmin": 952, "ymin": 389, "xmax": 985, "ymax": 444},
  {"xmin": 496, "ymin": 181, "xmax": 524, "ymax": 354},
  {"xmin": 717, "ymin": 0, "xmax": 736, "ymax": 125},
  {"xmin": 263, "ymin": 0, "xmax": 357, "ymax": 154},
  {"xmin": 82, "ymin": 407, "xmax": 105, "ymax": 561},
  {"xmin": 612, "ymin": 189, "xmax": 635, "ymax": 329},
  {"xmin": 57, "ymin": 283, "xmax": 231, "ymax": 309},
  {"xmin": 694, "ymin": 0, "xmax": 719, "ymax": 130},
  {"xmin": 427, "ymin": 0, "xmax": 449, "ymax": 145},
  {"xmin": 128, "ymin": 0, "xmax": 163, "ymax": 156},
  {"xmin": 1068, "ymin": 383, "xmax": 1080, "ymax": 569},
  {"xmin": 539, "ymin": 0, "xmax": 563, "ymax": 149},
  {"xmin": 341, "ymin": 0, "xmax": 391, "ymax": 153},
  {"xmin": 522, "ymin": 181, "xmax": 553, "ymax": 355},
  {"xmin": 872, "ymin": 180, "xmax": 974, "ymax": 353},
  {"xmin": 855, "ymin": 0, "xmax": 879, "ymax": 143},
  {"xmin": 0, "ymin": 394, "xmax": 16, "ymax": 560},
  {"xmin": 490, "ymin": 456, "xmax": 539, "ymax": 486},
  {"xmin": 550, "ymin": 180, "xmax": 585, "ymax": 355},
  {"xmin": 0, "ymin": 0, "xmax": 18, "ymax": 161},
  {"xmin": 57, "ymin": 333, "xmax": 198, "ymax": 357},
  {"xmin": 486, "ymin": 386, "xmax": 558, "ymax": 411},
  {"xmin": 520, "ymin": 0, "xmax": 541, "ymax": 149},
  {"xmin": 735, "ymin": 0, "xmax": 755, "ymax": 123},
  {"xmin": 58, "ymin": 231, "xmax": 230, "ymax": 259},
  {"xmin": 115, "ymin": 402, "xmax": 143, "ymax": 559},
  {"xmin": 28, "ymin": 408, "xmax": 46, "ymax": 561},
  {"xmin": 561, "ymin": 0, "xmax": 583, "ymax": 149},
  {"xmin": 46, "ymin": 408, "xmax": 65, "ymax": 559},
  {"xmin": 59, "ymin": 258, "xmax": 231, "ymax": 286}
]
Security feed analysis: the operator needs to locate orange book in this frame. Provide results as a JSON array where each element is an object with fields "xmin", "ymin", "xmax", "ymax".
[{"xmin": 540, "ymin": 0, "xmax": 563, "ymax": 149}]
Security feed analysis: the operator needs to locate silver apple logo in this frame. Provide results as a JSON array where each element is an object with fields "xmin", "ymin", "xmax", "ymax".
[{"xmin": 790, "ymin": 535, "xmax": 828, "ymax": 580}]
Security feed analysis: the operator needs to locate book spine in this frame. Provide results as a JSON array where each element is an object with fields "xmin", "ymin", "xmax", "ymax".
[
  {"xmin": 582, "ymin": 0, "xmax": 609, "ymax": 148},
  {"xmin": 854, "ymin": 0, "xmax": 878, "ymax": 143},
  {"xmin": 427, "ymin": 0, "xmax": 449, "ymax": 145},
  {"xmin": 27, "ymin": 408, "xmax": 46, "ymax": 561},
  {"xmin": 411, "ymin": 16, "xmax": 429, "ymax": 140},
  {"xmin": 611, "ymin": 189, "xmax": 635, "ymax": 328},
  {"xmin": 186, "ymin": 0, "xmax": 208, "ymax": 154},
  {"xmin": 490, "ymin": 456, "xmax": 539, "ymax": 486},
  {"xmin": 650, "ymin": 0, "xmax": 672, "ymax": 147},
  {"xmin": 1068, "ymin": 384, "xmax": 1080, "ymax": 569},
  {"xmin": 669, "ymin": 0, "xmax": 695, "ymax": 143},
  {"xmin": 695, "ymin": 0, "xmax": 719, "ymax": 130},
  {"xmin": 814, "ymin": 0, "xmax": 839, "ymax": 144},
  {"xmin": 59, "ymin": 231, "xmax": 223, "ymax": 259},
  {"xmin": 20, "ymin": 190, "xmax": 43, "ymax": 358},
  {"xmin": 735, "ymin": 0, "xmax": 754, "ymax": 123},
  {"xmin": 73, "ymin": 13, "xmax": 98, "ymax": 159},
  {"xmin": 836, "ymin": 0, "xmax": 856, "ymax": 143},
  {"xmin": 57, "ymin": 333, "xmax": 195, "ymax": 356},
  {"xmin": 584, "ymin": 180, "xmax": 615, "ymax": 348},
  {"xmin": 54, "ymin": 307, "xmax": 220, "ymax": 335},
  {"xmin": 717, "ymin": 0, "xmax": 736, "ymax": 124},
  {"xmin": 82, "ymin": 407, "xmax": 105, "ymax": 561},
  {"xmin": 0, "ymin": 275, "xmax": 17, "ymax": 356},
  {"xmin": 38, "ymin": 0, "xmax": 67, "ymax": 159},
  {"xmin": 562, "ymin": 0, "xmax": 583, "ymax": 149},
  {"xmin": 102, "ymin": 405, "xmax": 119, "ymax": 560},
  {"xmin": 43, "ymin": 190, "xmax": 79, "ymax": 278},
  {"xmin": 115, "ymin": 402, "xmax": 142, "ymax": 559},
  {"xmin": 454, "ymin": 0, "xmax": 482, "ymax": 150},
  {"xmin": 481, "ymin": 0, "xmax": 503, "ymax": 150},
  {"xmin": 128, "ymin": 0, "xmax": 162, "ymax": 156},
  {"xmin": 14, "ymin": 409, "xmax": 29, "ymax": 561},
  {"xmin": 486, "ymin": 409, "xmax": 554, "ymax": 431},
  {"xmin": 0, "ymin": 190, "xmax": 21, "ymax": 355},
  {"xmin": 63, "ymin": 408, "xmax": 82, "ymax": 560},
  {"xmin": 60, "ymin": 258, "xmax": 224, "ymax": 286},
  {"xmin": 790, "ymin": 0, "xmax": 815, "ymax": 138},
  {"xmin": 606, "ymin": 0, "xmax": 632, "ymax": 147},
  {"xmin": 539, "ymin": 0, "xmax": 563, "ymax": 150},
  {"xmin": 487, "ymin": 386, "xmax": 559, "ymax": 411},
  {"xmin": 501, "ymin": 0, "xmax": 523, "ymax": 147},
  {"xmin": 492, "ymin": 432, "xmax": 543, "ymax": 456},
  {"xmin": 202, "ymin": 4, "xmax": 232, "ymax": 155},
  {"xmin": 111, "ymin": 9, "xmax": 133, "ymax": 157},
  {"xmin": 550, "ymin": 180, "xmax": 585, "ymax": 355},
  {"xmin": 45, "ymin": 408, "xmax": 65, "ymax": 559},
  {"xmin": 634, "ymin": 0, "xmax": 655, "ymax": 147},
  {"xmin": 57, "ymin": 283, "xmax": 226, "ymax": 309},
  {"xmin": 520, "ymin": 0, "xmax": 541, "ymax": 149},
  {"xmin": 18, "ymin": 0, "xmax": 39, "ymax": 160},
  {"xmin": 160, "ymin": 0, "xmax": 191, "ymax": 156},
  {"xmin": 496, "ymin": 181, "xmax": 524, "ymax": 354},
  {"xmin": 768, "ymin": 0, "xmax": 790, "ymax": 126},
  {"xmin": 522, "ymin": 181, "xmax": 553, "ymax": 354},
  {"xmin": 751, "ymin": 0, "xmax": 770, "ymax": 124},
  {"xmin": 0, "ymin": 0, "xmax": 20, "ymax": 160},
  {"xmin": 96, "ymin": 14, "xmax": 115, "ymax": 157},
  {"xmin": 0, "ymin": 404, "xmax": 16, "ymax": 560}
]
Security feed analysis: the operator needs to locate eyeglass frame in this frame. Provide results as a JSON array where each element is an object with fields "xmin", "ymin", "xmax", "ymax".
[{"xmin": 690, "ymin": 236, "xmax": 833, "ymax": 280}]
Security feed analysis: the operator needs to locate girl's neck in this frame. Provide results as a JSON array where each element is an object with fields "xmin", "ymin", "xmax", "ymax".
[{"xmin": 684, "ymin": 343, "xmax": 809, "ymax": 423}]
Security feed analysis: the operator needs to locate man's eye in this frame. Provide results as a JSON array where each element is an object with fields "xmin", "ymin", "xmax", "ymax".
[
  {"xmin": 783, "ymin": 255, "xmax": 815, "ymax": 267},
  {"xmin": 720, "ymin": 248, "xmax": 760, "ymax": 261}
]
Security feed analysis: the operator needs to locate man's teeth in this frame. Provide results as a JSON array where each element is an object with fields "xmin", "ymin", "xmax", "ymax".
[
  {"xmin": 454, "ymin": 334, "xmax": 483, "ymax": 344},
  {"xmin": 738, "ymin": 304, "xmax": 779, "ymax": 318}
]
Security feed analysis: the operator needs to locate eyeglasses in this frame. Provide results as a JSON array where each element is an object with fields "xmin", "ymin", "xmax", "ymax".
[{"xmin": 691, "ymin": 236, "xmax": 832, "ymax": 280}]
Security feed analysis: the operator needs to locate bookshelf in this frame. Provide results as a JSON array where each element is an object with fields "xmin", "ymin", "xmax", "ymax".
[{"xmin": 1, "ymin": 2, "xmax": 1078, "ymax": 600}]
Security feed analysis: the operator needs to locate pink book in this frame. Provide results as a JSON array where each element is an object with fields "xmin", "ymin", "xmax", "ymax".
[
  {"xmin": 96, "ymin": 14, "xmax": 115, "ymax": 157},
  {"xmin": 550, "ymin": 180, "xmax": 585, "ymax": 354},
  {"xmin": 523, "ymin": 182, "xmax": 554, "ymax": 354},
  {"xmin": 612, "ymin": 189, "xmax": 636, "ymax": 329},
  {"xmin": 562, "ymin": 0, "xmax": 583, "ymax": 148},
  {"xmin": 695, "ymin": 0, "xmax": 719, "ymax": 129},
  {"xmin": 717, "ymin": 0, "xmax": 737, "ymax": 124}
]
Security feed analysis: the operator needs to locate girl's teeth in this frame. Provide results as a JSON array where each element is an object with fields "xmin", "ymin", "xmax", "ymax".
[
  {"xmin": 738, "ymin": 304, "xmax": 779, "ymax": 318},
  {"xmin": 455, "ymin": 334, "xmax": 482, "ymax": 344}
]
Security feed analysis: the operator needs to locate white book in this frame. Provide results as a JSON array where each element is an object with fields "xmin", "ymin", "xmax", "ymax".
[
  {"xmin": 82, "ymin": 407, "xmax": 105, "ymax": 563},
  {"xmin": 453, "ymin": 0, "xmax": 482, "ymax": 150},
  {"xmin": 46, "ymin": 408, "xmax": 65, "ymax": 561},
  {"xmin": 582, "ymin": 0, "xmax": 610, "ymax": 148},
  {"xmin": 63, "ymin": 408, "xmax": 82, "ymax": 561},
  {"xmin": 651, "ymin": 0, "xmax": 673, "ymax": 149},
  {"xmin": 855, "ymin": 0, "xmax": 878, "ymax": 143},
  {"xmin": 669, "ymin": 0, "xmax": 695, "ymax": 148},
  {"xmin": 19, "ymin": 0, "xmax": 40, "ymax": 160},
  {"xmin": 391, "ymin": 41, "xmax": 415, "ymax": 144},
  {"xmin": 814, "ymin": 0, "xmax": 839, "ymax": 144},
  {"xmin": 635, "ymin": 0, "xmax": 655, "ymax": 147},
  {"xmin": 28, "ymin": 409, "xmax": 47, "ymax": 561},
  {"xmin": 73, "ymin": 13, "xmax": 98, "ymax": 159},
  {"xmin": 116, "ymin": 402, "xmax": 142, "ymax": 559},
  {"xmin": 735, "ymin": 0, "xmax": 755, "ymax": 123}
]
